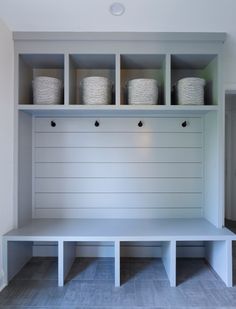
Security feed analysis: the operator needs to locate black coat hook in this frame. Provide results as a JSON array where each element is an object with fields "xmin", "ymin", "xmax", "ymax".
[
  {"xmin": 138, "ymin": 121, "xmax": 143, "ymax": 128},
  {"xmin": 51, "ymin": 120, "xmax": 56, "ymax": 127},
  {"xmin": 181, "ymin": 121, "xmax": 187, "ymax": 128},
  {"xmin": 94, "ymin": 120, "xmax": 100, "ymax": 127}
]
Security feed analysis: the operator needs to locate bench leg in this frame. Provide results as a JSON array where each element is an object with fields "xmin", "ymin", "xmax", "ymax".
[
  {"xmin": 205, "ymin": 240, "xmax": 232, "ymax": 287},
  {"xmin": 115, "ymin": 240, "xmax": 120, "ymax": 287},
  {"xmin": 58, "ymin": 241, "xmax": 76, "ymax": 287},
  {"xmin": 162, "ymin": 240, "xmax": 176, "ymax": 287}
]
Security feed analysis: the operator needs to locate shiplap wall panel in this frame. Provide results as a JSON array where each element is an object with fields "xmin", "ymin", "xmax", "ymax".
[
  {"xmin": 33, "ymin": 117, "xmax": 203, "ymax": 219},
  {"xmin": 34, "ymin": 208, "xmax": 202, "ymax": 219},
  {"xmin": 35, "ymin": 147, "xmax": 202, "ymax": 163},
  {"xmin": 35, "ymin": 163, "xmax": 202, "ymax": 178},
  {"xmin": 35, "ymin": 178, "xmax": 202, "ymax": 193},
  {"xmin": 35, "ymin": 132, "xmax": 202, "ymax": 148},
  {"xmin": 35, "ymin": 193, "xmax": 203, "ymax": 209}
]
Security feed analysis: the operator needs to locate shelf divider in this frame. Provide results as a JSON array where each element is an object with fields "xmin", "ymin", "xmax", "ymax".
[
  {"xmin": 165, "ymin": 54, "xmax": 171, "ymax": 106},
  {"xmin": 116, "ymin": 53, "xmax": 121, "ymax": 107},
  {"xmin": 64, "ymin": 53, "xmax": 69, "ymax": 107}
]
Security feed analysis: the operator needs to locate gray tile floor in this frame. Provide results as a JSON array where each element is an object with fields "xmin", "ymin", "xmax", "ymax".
[{"xmin": 0, "ymin": 256, "xmax": 236, "ymax": 309}]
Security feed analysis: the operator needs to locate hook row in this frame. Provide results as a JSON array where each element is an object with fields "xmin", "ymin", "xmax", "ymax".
[{"xmin": 50, "ymin": 120, "xmax": 189, "ymax": 128}]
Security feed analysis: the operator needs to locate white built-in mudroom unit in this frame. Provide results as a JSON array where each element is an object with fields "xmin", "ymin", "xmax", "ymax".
[{"xmin": 2, "ymin": 32, "xmax": 235, "ymax": 288}]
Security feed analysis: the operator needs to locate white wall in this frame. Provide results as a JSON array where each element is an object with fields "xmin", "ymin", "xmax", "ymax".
[{"xmin": 0, "ymin": 18, "xmax": 14, "ymax": 290}]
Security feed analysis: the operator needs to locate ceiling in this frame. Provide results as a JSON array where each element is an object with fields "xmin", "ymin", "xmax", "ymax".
[{"xmin": 0, "ymin": 0, "xmax": 235, "ymax": 32}]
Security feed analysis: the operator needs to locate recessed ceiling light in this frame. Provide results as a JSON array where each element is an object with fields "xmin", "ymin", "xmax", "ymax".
[{"xmin": 109, "ymin": 2, "xmax": 125, "ymax": 16}]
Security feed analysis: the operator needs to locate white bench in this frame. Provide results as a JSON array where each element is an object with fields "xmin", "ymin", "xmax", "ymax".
[{"xmin": 3, "ymin": 218, "xmax": 235, "ymax": 287}]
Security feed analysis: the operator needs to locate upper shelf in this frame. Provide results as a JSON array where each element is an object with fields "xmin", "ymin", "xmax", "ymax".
[
  {"xmin": 17, "ymin": 52, "xmax": 220, "ymax": 110},
  {"xmin": 17, "ymin": 104, "xmax": 219, "ymax": 117}
]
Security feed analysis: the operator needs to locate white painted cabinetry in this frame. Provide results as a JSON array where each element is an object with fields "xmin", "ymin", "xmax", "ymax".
[{"xmin": 3, "ymin": 32, "xmax": 235, "ymax": 288}]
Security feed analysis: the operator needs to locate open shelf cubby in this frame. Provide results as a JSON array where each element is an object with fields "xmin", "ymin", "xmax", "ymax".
[
  {"xmin": 69, "ymin": 54, "xmax": 116, "ymax": 105},
  {"xmin": 18, "ymin": 54, "xmax": 64, "ymax": 105},
  {"xmin": 120, "ymin": 54, "xmax": 166, "ymax": 106},
  {"xmin": 171, "ymin": 54, "xmax": 218, "ymax": 106}
]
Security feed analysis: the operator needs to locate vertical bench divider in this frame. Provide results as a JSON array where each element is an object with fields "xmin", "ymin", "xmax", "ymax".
[
  {"xmin": 205, "ymin": 239, "xmax": 233, "ymax": 287},
  {"xmin": 2, "ymin": 240, "xmax": 32, "ymax": 286},
  {"xmin": 226, "ymin": 239, "xmax": 233, "ymax": 287},
  {"xmin": 58, "ymin": 240, "xmax": 76, "ymax": 287},
  {"xmin": 58, "ymin": 240, "xmax": 64, "ymax": 287},
  {"xmin": 162, "ymin": 240, "xmax": 176, "ymax": 287},
  {"xmin": 63, "ymin": 241, "xmax": 76, "ymax": 282},
  {"xmin": 115, "ymin": 240, "xmax": 120, "ymax": 287}
]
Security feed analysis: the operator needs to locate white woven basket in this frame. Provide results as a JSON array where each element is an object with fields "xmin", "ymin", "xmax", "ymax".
[
  {"xmin": 81, "ymin": 76, "xmax": 112, "ymax": 105},
  {"xmin": 33, "ymin": 76, "xmax": 62, "ymax": 105},
  {"xmin": 127, "ymin": 78, "xmax": 158, "ymax": 105},
  {"xmin": 177, "ymin": 77, "xmax": 205, "ymax": 105}
]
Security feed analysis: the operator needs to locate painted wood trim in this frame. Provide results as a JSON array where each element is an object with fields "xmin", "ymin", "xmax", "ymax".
[
  {"xmin": 58, "ymin": 240, "xmax": 63, "ymax": 287},
  {"xmin": 165, "ymin": 54, "xmax": 171, "ymax": 106},
  {"xmin": 5, "ymin": 241, "xmax": 32, "ymax": 282},
  {"xmin": 115, "ymin": 240, "xmax": 120, "ymax": 287},
  {"xmin": 205, "ymin": 240, "xmax": 233, "ymax": 287},
  {"xmin": 162, "ymin": 241, "xmax": 176, "ymax": 287},
  {"xmin": 115, "ymin": 53, "xmax": 120, "ymax": 107},
  {"xmin": 225, "ymin": 239, "xmax": 233, "ymax": 287},
  {"xmin": 2, "ymin": 238, "xmax": 8, "ymax": 286},
  {"xmin": 63, "ymin": 241, "xmax": 76, "ymax": 283},
  {"xmin": 64, "ymin": 53, "xmax": 69, "ymax": 107},
  {"xmin": 4, "ymin": 219, "xmax": 235, "ymax": 240},
  {"xmin": 13, "ymin": 32, "xmax": 227, "ymax": 42}
]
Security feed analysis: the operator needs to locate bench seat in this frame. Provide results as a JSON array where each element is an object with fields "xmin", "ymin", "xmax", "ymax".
[{"xmin": 3, "ymin": 218, "xmax": 235, "ymax": 288}]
